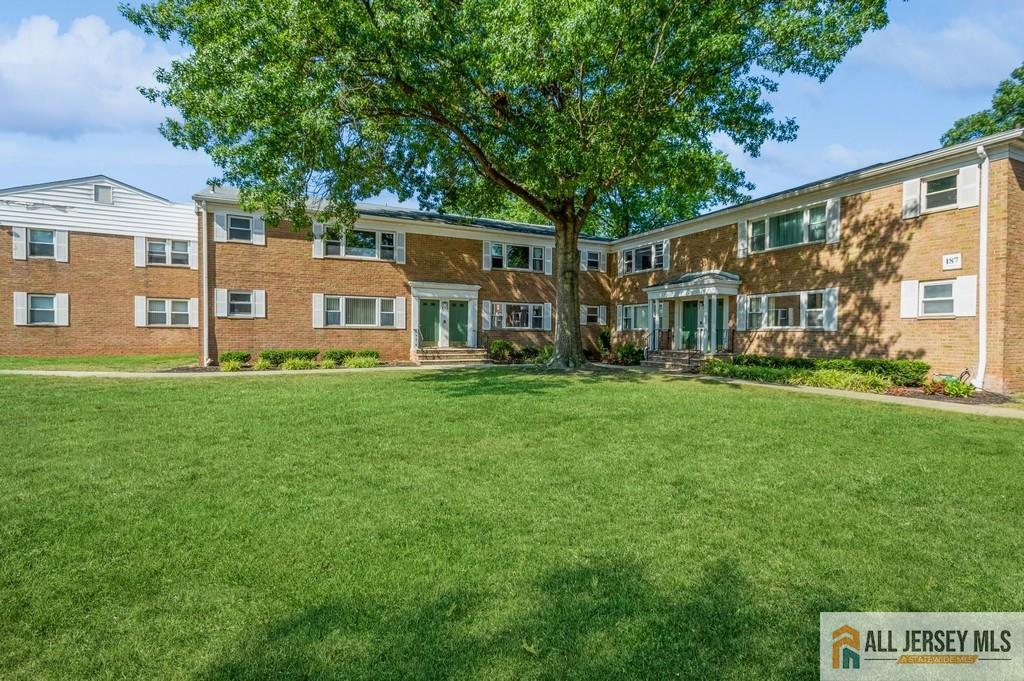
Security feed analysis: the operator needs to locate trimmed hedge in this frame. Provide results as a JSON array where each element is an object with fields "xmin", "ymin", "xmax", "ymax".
[
  {"xmin": 322, "ymin": 349, "xmax": 355, "ymax": 363},
  {"xmin": 218, "ymin": 351, "xmax": 251, "ymax": 364},
  {"xmin": 732, "ymin": 355, "xmax": 929, "ymax": 387},
  {"xmin": 259, "ymin": 349, "xmax": 320, "ymax": 366},
  {"xmin": 354, "ymin": 349, "xmax": 380, "ymax": 359},
  {"xmin": 703, "ymin": 359, "xmax": 894, "ymax": 394}
]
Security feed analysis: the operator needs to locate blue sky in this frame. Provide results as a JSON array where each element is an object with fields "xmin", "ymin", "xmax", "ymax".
[{"xmin": 0, "ymin": 1, "xmax": 1022, "ymax": 207}]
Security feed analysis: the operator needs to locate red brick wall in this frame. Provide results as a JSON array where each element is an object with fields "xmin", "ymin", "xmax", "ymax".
[
  {"xmin": 1, "ymin": 227, "xmax": 199, "ymax": 356},
  {"xmin": 999, "ymin": 158, "xmax": 1024, "ymax": 393}
]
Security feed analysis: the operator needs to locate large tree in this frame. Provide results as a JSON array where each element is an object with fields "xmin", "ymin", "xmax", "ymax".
[
  {"xmin": 124, "ymin": 0, "xmax": 888, "ymax": 368},
  {"xmin": 942, "ymin": 63, "xmax": 1024, "ymax": 146}
]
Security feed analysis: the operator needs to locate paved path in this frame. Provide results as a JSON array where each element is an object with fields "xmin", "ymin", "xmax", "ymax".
[{"xmin": 1, "ymin": 363, "xmax": 1021, "ymax": 420}]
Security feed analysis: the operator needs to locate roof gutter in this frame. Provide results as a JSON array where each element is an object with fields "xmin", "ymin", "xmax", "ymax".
[
  {"xmin": 197, "ymin": 199, "xmax": 211, "ymax": 366},
  {"xmin": 973, "ymin": 145, "xmax": 990, "ymax": 389}
]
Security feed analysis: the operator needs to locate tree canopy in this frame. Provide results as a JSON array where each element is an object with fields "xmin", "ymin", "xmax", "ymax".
[
  {"xmin": 123, "ymin": 0, "xmax": 888, "ymax": 366},
  {"xmin": 942, "ymin": 63, "xmax": 1024, "ymax": 146}
]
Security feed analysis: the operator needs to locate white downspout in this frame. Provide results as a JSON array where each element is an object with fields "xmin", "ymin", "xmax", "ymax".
[
  {"xmin": 973, "ymin": 145, "xmax": 989, "ymax": 389},
  {"xmin": 198, "ymin": 199, "xmax": 211, "ymax": 366}
]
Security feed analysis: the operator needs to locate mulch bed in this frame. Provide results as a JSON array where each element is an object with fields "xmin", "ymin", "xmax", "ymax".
[{"xmin": 886, "ymin": 387, "xmax": 1010, "ymax": 406}]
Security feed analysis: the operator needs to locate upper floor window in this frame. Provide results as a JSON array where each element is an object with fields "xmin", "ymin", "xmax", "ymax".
[
  {"xmin": 580, "ymin": 248, "xmax": 606, "ymax": 272},
  {"xmin": 923, "ymin": 173, "xmax": 957, "ymax": 212},
  {"xmin": 620, "ymin": 242, "xmax": 664, "ymax": 275},
  {"xmin": 94, "ymin": 185, "xmax": 113, "ymax": 204},
  {"xmin": 147, "ymin": 239, "xmax": 190, "ymax": 266},
  {"xmin": 228, "ymin": 215, "xmax": 253, "ymax": 242},
  {"xmin": 28, "ymin": 294, "xmax": 55, "ymax": 324},
  {"xmin": 490, "ymin": 243, "xmax": 545, "ymax": 272},
  {"xmin": 749, "ymin": 202, "xmax": 828, "ymax": 253},
  {"xmin": 28, "ymin": 229, "xmax": 55, "ymax": 258},
  {"xmin": 325, "ymin": 229, "xmax": 397, "ymax": 261}
]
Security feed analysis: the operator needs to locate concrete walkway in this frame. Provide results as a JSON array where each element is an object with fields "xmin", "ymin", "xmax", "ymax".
[{"xmin": 1, "ymin": 363, "xmax": 1021, "ymax": 420}]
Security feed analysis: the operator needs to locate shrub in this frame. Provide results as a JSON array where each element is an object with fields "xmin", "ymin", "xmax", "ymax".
[
  {"xmin": 319, "ymin": 358, "xmax": 337, "ymax": 369},
  {"xmin": 944, "ymin": 379, "xmax": 976, "ymax": 398},
  {"xmin": 731, "ymin": 355, "xmax": 929, "ymax": 387},
  {"xmin": 597, "ymin": 328, "xmax": 612, "ymax": 354},
  {"xmin": 519, "ymin": 345, "xmax": 541, "ymax": 362},
  {"xmin": 259, "ymin": 349, "xmax": 320, "ymax": 366},
  {"xmin": 323, "ymin": 349, "xmax": 355, "ymax": 363},
  {"xmin": 219, "ymin": 351, "xmax": 250, "ymax": 365},
  {"xmin": 785, "ymin": 368, "xmax": 892, "ymax": 393},
  {"xmin": 281, "ymin": 358, "xmax": 317, "ymax": 370},
  {"xmin": 253, "ymin": 358, "xmax": 273, "ymax": 371},
  {"xmin": 703, "ymin": 358, "xmax": 797, "ymax": 383},
  {"xmin": 488, "ymin": 339, "xmax": 516, "ymax": 363},
  {"xmin": 219, "ymin": 359, "xmax": 243, "ymax": 372},
  {"xmin": 344, "ymin": 355, "xmax": 381, "ymax": 368},
  {"xmin": 615, "ymin": 341, "xmax": 645, "ymax": 365},
  {"xmin": 354, "ymin": 349, "xmax": 381, "ymax": 360},
  {"xmin": 531, "ymin": 345, "xmax": 554, "ymax": 364},
  {"xmin": 922, "ymin": 380, "xmax": 947, "ymax": 395}
]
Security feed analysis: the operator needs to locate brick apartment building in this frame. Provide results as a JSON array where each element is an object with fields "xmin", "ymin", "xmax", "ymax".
[{"xmin": 2, "ymin": 130, "xmax": 1022, "ymax": 392}]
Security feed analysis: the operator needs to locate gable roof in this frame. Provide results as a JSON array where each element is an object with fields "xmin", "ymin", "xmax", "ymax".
[{"xmin": 0, "ymin": 175, "xmax": 177, "ymax": 205}]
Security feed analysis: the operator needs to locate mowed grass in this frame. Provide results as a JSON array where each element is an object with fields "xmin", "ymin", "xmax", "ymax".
[
  {"xmin": 1, "ymin": 369, "xmax": 1022, "ymax": 680},
  {"xmin": 0, "ymin": 353, "xmax": 196, "ymax": 372}
]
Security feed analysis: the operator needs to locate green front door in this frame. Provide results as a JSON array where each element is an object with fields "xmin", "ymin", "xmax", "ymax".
[
  {"xmin": 681, "ymin": 301, "xmax": 699, "ymax": 350},
  {"xmin": 449, "ymin": 301, "xmax": 469, "ymax": 347},
  {"xmin": 419, "ymin": 300, "xmax": 440, "ymax": 347}
]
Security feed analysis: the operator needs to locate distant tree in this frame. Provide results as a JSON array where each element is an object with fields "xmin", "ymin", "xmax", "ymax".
[
  {"xmin": 942, "ymin": 64, "xmax": 1024, "ymax": 146},
  {"xmin": 123, "ymin": 0, "xmax": 888, "ymax": 368}
]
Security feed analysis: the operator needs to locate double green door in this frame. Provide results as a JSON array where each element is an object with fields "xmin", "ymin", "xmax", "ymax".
[
  {"xmin": 679, "ymin": 300, "xmax": 725, "ymax": 351},
  {"xmin": 449, "ymin": 301, "xmax": 468, "ymax": 347},
  {"xmin": 418, "ymin": 299, "xmax": 468, "ymax": 347}
]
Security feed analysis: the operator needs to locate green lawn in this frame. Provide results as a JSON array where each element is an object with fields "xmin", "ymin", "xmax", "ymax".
[
  {"xmin": 0, "ymin": 353, "xmax": 196, "ymax": 372},
  {"xmin": 1, "ymin": 369, "xmax": 1022, "ymax": 680}
]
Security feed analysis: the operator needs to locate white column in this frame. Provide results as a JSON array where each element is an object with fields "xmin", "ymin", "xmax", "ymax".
[
  {"xmin": 467, "ymin": 298, "xmax": 478, "ymax": 348},
  {"xmin": 410, "ymin": 297, "xmax": 420, "ymax": 351},
  {"xmin": 439, "ymin": 300, "xmax": 450, "ymax": 348},
  {"xmin": 701, "ymin": 294, "xmax": 709, "ymax": 353},
  {"xmin": 710, "ymin": 293, "xmax": 718, "ymax": 354}
]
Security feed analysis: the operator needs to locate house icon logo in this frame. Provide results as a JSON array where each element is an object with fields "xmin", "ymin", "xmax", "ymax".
[{"xmin": 832, "ymin": 625, "xmax": 861, "ymax": 670}]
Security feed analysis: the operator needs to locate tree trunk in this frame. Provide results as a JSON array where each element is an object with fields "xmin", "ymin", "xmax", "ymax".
[{"xmin": 549, "ymin": 216, "xmax": 588, "ymax": 369}]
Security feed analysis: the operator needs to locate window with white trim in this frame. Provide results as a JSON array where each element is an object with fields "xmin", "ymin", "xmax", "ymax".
[
  {"xmin": 749, "ymin": 202, "xmax": 828, "ymax": 253},
  {"xmin": 620, "ymin": 243, "xmax": 664, "ymax": 274},
  {"xmin": 919, "ymin": 280, "xmax": 955, "ymax": 316},
  {"xmin": 490, "ymin": 242, "xmax": 545, "ymax": 272},
  {"xmin": 324, "ymin": 295, "xmax": 396, "ymax": 327},
  {"xmin": 227, "ymin": 215, "xmax": 253, "ymax": 242},
  {"xmin": 94, "ymin": 185, "xmax": 113, "ymax": 204},
  {"xmin": 746, "ymin": 296, "xmax": 764, "ymax": 330},
  {"xmin": 325, "ymin": 229, "xmax": 397, "ymax": 261},
  {"xmin": 28, "ymin": 229, "xmax": 55, "ymax": 258},
  {"xmin": 147, "ymin": 238, "xmax": 190, "ymax": 266},
  {"xmin": 584, "ymin": 305, "xmax": 600, "ymax": 324},
  {"xmin": 147, "ymin": 298, "xmax": 190, "ymax": 326},
  {"xmin": 493, "ymin": 302, "xmax": 545, "ymax": 329},
  {"xmin": 28, "ymin": 294, "xmax": 55, "ymax": 324},
  {"xmin": 746, "ymin": 289, "xmax": 830, "ymax": 330},
  {"xmin": 621, "ymin": 304, "xmax": 649, "ymax": 330},
  {"xmin": 922, "ymin": 173, "xmax": 957, "ymax": 212},
  {"xmin": 805, "ymin": 292, "xmax": 825, "ymax": 329},
  {"xmin": 582, "ymin": 249, "xmax": 601, "ymax": 271},
  {"xmin": 228, "ymin": 290, "xmax": 253, "ymax": 317}
]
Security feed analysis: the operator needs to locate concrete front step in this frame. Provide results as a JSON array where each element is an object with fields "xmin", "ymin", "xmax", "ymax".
[
  {"xmin": 641, "ymin": 360, "xmax": 700, "ymax": 372},
  {"xmin": 415, "ymin": 349, "xmax": 488, "ymax": 359},
  {"xmin": 416, "ymin": 357, "xmax": 491, "ymax": 366}
]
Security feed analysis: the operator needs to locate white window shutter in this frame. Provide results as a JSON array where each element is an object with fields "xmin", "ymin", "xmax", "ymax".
[
  {"xmin": 312, "ymin": 223, "xmax": 325, "ymax": 259},
  {"xmin": 579, "ymin": 249, "xmax": 586, "ymax": 272},
  {"xmin": 13, "ymin": 292, "xmax": 27, "ymax": 325},
  {"xmin": 543, "ymin": 302, "xmax": 552, "ymax": 331},
  {"xmin": 55, "ymin": 293, "xmax": 69, "ymax": 326},
  {"xmin": 481, "ymin": 299, "xmax": 491, "ymax": 330},
  {"xmin": 736, "ymin": 220, "xmax": 748, "ymax": 259},
  {"xmin": 902, "ymin": 179, "xmax": 921, "ymax": 219},
  {"xmin": 55, "ymin": 230, "xmax": 69, "ymax": 262},
  {"xmin": 12, "ymin": 227, "xmax": 26, "ymax": 260},
  {"xmin": 213, "ymin": 213, "xmax": 228, "ymax": 242},
  {"xmin": 953, "ymin": 275, "xmax": 977, "ymax": 317},
  {"xmin": 661, "ymin": 239, "xmax": 670, "ymax": 270},
  {"xmin": 395, "ymin": 232, "xmax": 406, "ymax": 264},
  {"xmin": 580, "ymin": 304, "xmax": 587, "ymax": 324},
  {"xmin": 312, "ymin": 293, "xmax": 324, "ymax": 328},
  {"xmin": 615, "ymin": 304, "xmax": 623, "ymax": 331},
  {"xmin": 598, "ymin": 251, "xmax": 607, "ymax": 273},
  {"xmin": 598, "ymin": 305, "xmax": 607, "ymax": 324},
  {"xmin": 736, "ymin": 295, "xmax": 748, "ymax": 331},
  {"xmin": 188, "ymin": 240, "xmax": 199, "ymax": 269},
  {"xmin": 134, "ymin": 236, "xmax": 147, "ymax": 267},
  {"xmin": 824, "ymin": 287, "xmax": 839, "ymax": 331},
  {"xmin": 188, "ymin": 298, "xmax": 199, "ymax": 328},
  {"xmin": 957, "ymin": 165, "xmax": 980, "ymax": 208},
  {"xmin": 544, "ymin": 246, "xmax": 553, "ymax": 276},
  {"xmin": 134, "ymin": 296, "xmax": 147, "ymax": 327},
  {"xmin": 214, "ymin": 288, "xmax": 228, "ymax": 317},
  {"xmin": 252, "ymin": 216, "xmax": 266, "ymax": 245},
  {"xmin": 482, "ymin": 242, "xmax": 492, "ymax": 271},
  {"xmin": 394, "ymin": 296, "xmax": 406, "ymax": 329},
  {"xmin": 900, "ymin": 280, "xmax": 919, "ymax": 318},
  {"xmin": 617, "ymin": 250, "xmax": 625, "ymax": 276},
  {"xmin": 253, "ymin": 289, "xmax": 266, "ymax": 318},
  {"xmin": 826, "ymin": 198, "xmax": 841, "ymax": 244}
]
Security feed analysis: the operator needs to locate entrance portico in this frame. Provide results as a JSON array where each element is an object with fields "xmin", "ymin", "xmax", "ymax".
[
  {"xmin": 643, "ymin": 271, "xmax": 741, "ymax": 354},
  {"xmin": 409, "ymin": 281, "xmax": 480, "ymax": 351}
]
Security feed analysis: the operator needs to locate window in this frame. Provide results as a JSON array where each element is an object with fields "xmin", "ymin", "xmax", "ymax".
[
  {"xmin": 620, "ymin": 243, "xmax": 663, "ymax": 274},
  {"xmin": 228, "ymin": 291, "xmax": 253, "ymax": 317},
  {"xmin": 228, "ymin": 215, "xmax": 253, "ymax": 242},
  {"xmin": 28, "ymin": 294, "xmax": 55, "ymax": 324},
  {"xmin": 490, "ymin": 243, "xmax": 545, "ymax": 272},
  {"xmin": 495, "ymin": 302, "xmax": 545, "ymax": 329},
  {"xmin": 621, "ymin": 304, "xmax": 649, "ymax": 331},
  {"xmin": 805, "ymin": 292, "xmax": 825, "ymax": 328},
  {"xmin": 746, "ymin": 296, "xmax": 764, "ymax": 330},
  {"xmin": 584, "ymin": 305, "xmax": 600, "ymax": 324},
  {"xmin": 147, "ymin": 299, "xmax": 189, "ymax": 326},
  {"xmin": 324, "ymin": 296, "xmax": 396, "ymax": 327},
  {"xmin": 768, "ymin": 293, "xmax": 800, "ymax": 328},
  {"xmin": 920, "ymin": 280, "xmax": 955, "ymax": 316},
  {"xmin": 923, "ymin": 174, "xmax": 957, "ymax": 211},
  {"xmin": 749, "ymin": 202, "xmax": 828, "ymax": 253},
  {"xmin": 94, "ymin": 185, "xmax": 113, "ymax": 204},
  {"xmin": 325, "ymin": 229, "xmax": 397, "ymax": 261},
  {"xmin": 584, "ymin": 250, "xmax": 601, "ymax": 271},
  {"xmin": 745, "ymin": 289, "xmax": 832, "ymax": 330},
  {"xmin": 147, "ymin": 239, "xmax": 190, "ymax": 266},
  {"xmin": 28, "ymin": 229, "xmax": 55, "ymax": 258}
]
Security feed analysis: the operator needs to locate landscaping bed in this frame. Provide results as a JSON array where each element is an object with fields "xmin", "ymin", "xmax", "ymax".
[{"xmin": 216, "ymin": 348, "xmax": 383, "ymax": 372}]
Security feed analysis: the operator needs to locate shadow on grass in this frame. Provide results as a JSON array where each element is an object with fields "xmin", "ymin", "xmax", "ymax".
[
  {"xmin": 198, "ymin": 557, "xmax": 821, "ymax": 680},
  {"xmin": 408, "ymin": 365, "xmax": 655, "ymax": 398}
]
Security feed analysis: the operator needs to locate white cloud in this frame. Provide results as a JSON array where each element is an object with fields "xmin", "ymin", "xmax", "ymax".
[
  {"xmin": 0, "ymin": 15, "xmax": 177, "ymax": 138},
  {"xmin": 855, "ymin": 16, "xmax": 1021, "ymax": 92}
]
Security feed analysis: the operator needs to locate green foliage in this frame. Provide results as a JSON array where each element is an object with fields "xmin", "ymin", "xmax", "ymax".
[
  {"xmin": 732, "ymin": 355, "xmax": 929, "ymax": 387},
  {"xmin": 253, "ymin": 358, "xmax": 273, "ymax": 371},
  {"xmin": 281, "ymin": 358, "xmax": 317, "ymax": 370},
  {"xmin": 343, "ymin": 355, "xmax": 381, "ymax": 369},
  {"xmin": 925, "ymin": 379, "xmax": 976, "ymax": 398},
  {"xmin": 705, "ymin": 359, "xmax": 893, "ymax": 393},
  {"xmin": 259, "ymin": 349, "xmax": 320, "ymax": 367},
  {"xmin": 597, "ymin": 328, "xmax": 612, "ymax": 354},
  {"xmin": 323, "ymin": 349, "xmax": 355, "ymax": 363},
  {"xmin": 488, "ymin": 339, "xmax": 517, "ymax": 363},
  {"xmin": 219, "ymin": 360, "xmax": 243, "ymax": 372},
  {"xmin": 942, "ymin": 63, "xmax": 1024, "ymax": 145},
  {"xmin": 532, "ymin": 345, "xmax": 554, "ymax": 365},
  {"xmin": 354, "ymin": 349, "xmax": 381, "ymax": 360},
  {"xmin": 319, "ymin": 358, "xmax": 337, "ymax": 369},
  {"xmin": 615, "ymin": 342, "xmax": 646, "ymax": 365},
  {"xmin": 518, "ymin": 345, "xmax": 542, "ymax": 362},
  {"xmin": 218, "ymin": 351, "xmax": 250, "ymax": 365}
]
